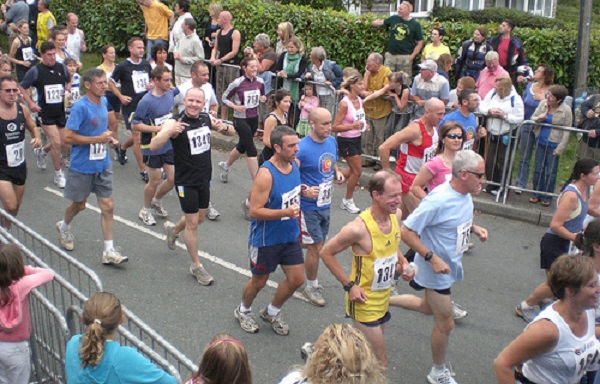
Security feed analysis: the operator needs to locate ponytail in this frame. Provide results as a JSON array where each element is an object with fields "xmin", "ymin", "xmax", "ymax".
[{"xmin": 79, "ymin": 292, "xmax": 122, "ymax": 368}]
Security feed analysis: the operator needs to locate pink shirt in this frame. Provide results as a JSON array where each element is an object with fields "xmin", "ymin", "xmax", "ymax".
[
  {"xmin": 424, "ymin": 156, "xmax": 452, "ymax": 191},
  {"xmin": 0, "ymin": 266, "xmax": 54, "ymax": 342},
  {"xmin": 337, "ymin": 95, "xmax": 365, "ymax": 139},
  {"xmin": 299, "ymin": 95, "xmax": 319, "ymax": 119},
  {"xmin": 476, "ymin": 66, "xmax": 510, "ymax": 99}
]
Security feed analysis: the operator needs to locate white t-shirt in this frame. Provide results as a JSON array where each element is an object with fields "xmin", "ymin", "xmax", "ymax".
[{"xmin": 175, "ymin": 81, "xmax": 217, "ymax": 113}]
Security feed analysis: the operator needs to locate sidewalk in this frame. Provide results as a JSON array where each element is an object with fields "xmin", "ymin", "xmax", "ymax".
[{"xmin": 210, "ymin": 132, "xmax": 555, "ymax": 227}]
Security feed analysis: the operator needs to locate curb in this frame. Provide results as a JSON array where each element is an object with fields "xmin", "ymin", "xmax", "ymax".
[{"xmin": 210, "ymin": 132, "xmax": 554, "ymax": 227}]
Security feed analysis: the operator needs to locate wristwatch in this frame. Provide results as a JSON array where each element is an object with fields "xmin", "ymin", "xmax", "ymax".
[
  {"xmin": 424, "ymin": 251, "xmax": 434, "ymax": 262},
  {"xmin": 343, "ymin": 281, "xmax": 355, "ymax": 292}
]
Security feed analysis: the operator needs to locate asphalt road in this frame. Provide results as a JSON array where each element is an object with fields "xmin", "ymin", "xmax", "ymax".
[{"xmin": 17, "ymin": 141, "xmax": 547, "ymax": 384}]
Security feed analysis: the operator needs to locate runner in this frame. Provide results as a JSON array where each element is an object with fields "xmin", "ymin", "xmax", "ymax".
[
  {"xmin": 56, "ymin": 68, "xmax": 128, "ymax": 266},
  {"xmin": 298, "ymin": 107, "xmax": 344, "ymax": 306},
  {"xmin": 151, "ymin": 87, "xmax": 234, "ymax": 285},
  {"xmin": 18, "ymin": 41, "xmax": 70, "ymax": 189},
  {"xmin": 0, "ymin": 75, "xmax": 40, "ymax": 227},
  {"xmin": 131, "ymin": 65, "xmax": 175, "ymax": 226},
  {"xmin": 320, "ymin": 170, "xmax": 412, "ymax": 368},
  {"xmin": 234, "ymin": 125, "xmax": 306, "ymax": 336}
]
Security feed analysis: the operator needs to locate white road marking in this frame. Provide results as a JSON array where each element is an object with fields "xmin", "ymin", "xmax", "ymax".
[{"xmin": 44, "ymin": 187, "xmax": 308, "ymax": 302}]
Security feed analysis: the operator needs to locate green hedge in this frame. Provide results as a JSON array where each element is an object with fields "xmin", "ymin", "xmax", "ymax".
[{"xmin": 46, "ymin": 0, "xmax": 599, "ymax": 89}]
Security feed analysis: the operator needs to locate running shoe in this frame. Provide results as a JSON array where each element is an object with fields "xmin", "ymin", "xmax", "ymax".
[
  {"xmin": 139, "ymin": 208, "xmax": 156, "ymax": 226},
  {"xmin": 117, "ymin": 147, "xmax": 128, "ymax": 165},
  {"xmin": 56, "ymin": 221, "xmax": 74, "ymax": 251},
  {"xmin": 515, "ymin": 303, "xmax": 540, "ymax": 323},
  {"xmin": 259, "ymin": 307, "xmax": 289, "ymax": 336},
  {"xmin": 54, "ymin": 171, "xmax": 66, "ymax": 189},
  {"xmin": 207, "ymin": 202, "xmax": 220, "ymax": 221},
  {"xmin": 151, "ymin": 200, "xmax": 168, "ymax": 218},
  {"xmin": 303, "ymin": 285, "xmax": 326, "ymax": 307},
  {"xmin": 34, "ymin": 147, "xmax": 47, "ymax": 170},
  {"xmin": 427, "ymin": 367, "xmax": 457, "ymax": 384},
  {"xmin": 218, "ymin": 161, "xmax": 228, "ymax": 183},
  {"xmin": 241, "ymin": 199, "xmax": 250, "ymax": 221},
  {"xmin": 102, "ymin": 248, "xmax": 129, "ymax": 265},
  {"xmin": 190, "ymin": 265, "xmax": 214, "ymax": 286},
  {"xmin": 163, "ymin": 221, "xmax": 178, "ymax": 250},
  {"xmin": 140, "ymin": 171, "xmax": 149, "ymax": 183},
  {"xmin": 452, "ymin": 301, "xmax": 468, "ymax": 320},
  {"xmin": 300, "ymin": 342, "xmax": 314, "ymax": 363},
  {"xmin": 235, "ymin": 306, "xmax": 259, "ymax": 333},
  {"xmin": 340, "ymin": 199, "xmax": 360, "ymax": 214}
]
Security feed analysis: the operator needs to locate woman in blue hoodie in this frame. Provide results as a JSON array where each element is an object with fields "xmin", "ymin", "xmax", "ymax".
[{"xmin": 65, "ymin": 292, "xmax": 176, "ymax": 384}]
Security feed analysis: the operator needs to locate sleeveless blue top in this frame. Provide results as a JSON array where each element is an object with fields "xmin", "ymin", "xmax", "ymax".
[{"xmin": 547, "ymin": 184, "xmax": 588, "ymax": 236}]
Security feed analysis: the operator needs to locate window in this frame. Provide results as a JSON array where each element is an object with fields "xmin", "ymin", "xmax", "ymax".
[
  {"xmin": 391, "ymin": 0, "xmax": 484, "ymax": 17},
  {"xmin": 495, "ymin": 0, "xmax": 554, "ymax": 17}
]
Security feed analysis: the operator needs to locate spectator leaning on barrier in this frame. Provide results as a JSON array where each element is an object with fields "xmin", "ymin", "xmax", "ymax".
[
  {"xmin": 578, "ymin": 93, "xmax": 600, "ymax": 161},
  {"xmin": 173, "ymin": 18, "xmax": 203, "ymax": 86},
  {"xmin": 0, "ymin": 0, "xmax": 28, "ymax": 35},
  {"xmin": 488, "ymin": 19, "xmax": 528, "ymax": 85},
  {"xmin": 454, "ymin": 27, "xmax": 492, "ymax": 81},
  {"xmin": 410, "ymin": 59, "xmax": 449, "ymax": 119},
  {"xmin": 301, "ymin": 46, "xmax": 343, "ymax": 117},
  {"xmin": 361, "ymin": 52, "xmax": 391, "ymax": 170},
  {"xmin": 478, "ymin": 76, "xmax": 524, "ymax": 194},
  {"xmin": 370, "ymin": 0, "xmax": 423, "ymax": 84}
]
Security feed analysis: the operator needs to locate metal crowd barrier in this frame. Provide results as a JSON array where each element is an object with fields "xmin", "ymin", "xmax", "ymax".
[
  {"xmin": 0, "ymin": 209, "xmax": 198, "ymax": 383},
  {"xmin": 502, "ymin": 120, "xmax": 589, "ymax": 204}
]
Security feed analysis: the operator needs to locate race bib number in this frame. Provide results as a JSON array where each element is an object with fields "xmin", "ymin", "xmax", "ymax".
[
  {"xmin": 89, "ymin": 143, "xmax": 106, "ymax": 161},
  {"xmin": 153, "ymin": 113, "xmax": 172, "ymax": 127},
  {"xmin": 424, "ymin": 146, "xmax": 436, "ymax": 163},
  {"xmin": 354, "ymin": 108, "xmax": 366, "ymax": 132},
  {"xmin": 44, "ymin": 84, "xmax": 63, "ymax": 104},
  {"xmin": 22, "ymin": 47, "xmax": 34, "ymax": 61},
  {"xmin": 316, "ymin": 180, "xmax": 333, "ymax": 207},
  {"xmin": 6, "ymin": 141, "xmax": 24, "ymax": 167},
  {"xmin": 187, "ymin": 126, "xmax": 211, "ymax": 155},
  {"xmin": 463, "ymin": 138, "xmax": 474, "ymax": 151},
  {"xmin": 132, "ymin": 72, "xmax": 149, "ymax": 94},
  {"xmin": 371, "ymin": 254, "xmax": 398, "ymax": 291},
  {"xmin": 244, "ymin": 89, "xmax": 260, "ymax": 109},
  {"xmin": 455, "ymin": 219, "xmax": 473, "ymax": 254},
  {"xmin": 576, "ymin": 342, "xmax": 600, "ymax": 377},
  {"xmin": 280, "ymin": 185, "xmax": 301, "ymax": 221},
  {"xmin": 71, "ymin": 87, "xmax": 81, "ymax": 102}
]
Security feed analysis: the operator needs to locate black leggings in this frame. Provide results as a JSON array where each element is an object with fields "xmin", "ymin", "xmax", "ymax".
[{"xmin": 234, "ymin": 117, "xmax": 259, "ymax": 157}]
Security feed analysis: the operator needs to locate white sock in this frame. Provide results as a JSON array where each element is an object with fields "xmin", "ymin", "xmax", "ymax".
[
  {"xmin": 152, "ymin": 197, "xmax": 161, "ymax": 206},
  {"xmin": 59, "ymin": 220, "xmax": 70, "ymax": 232},
  {"xmin": 245, "ymin": 198, "xmax": 250, "ymax": 207},
  {"xmin": 240, "ymin": 303, "xmax": 251, "ymax": 313},
  {"xmin": 55, "ymin": 170, "xmax": 62, "ymax": 176},
  {"xmin": 307, "ymin": 279, "xmax": 318, "ymax": 288},
  {"xmin": 222, "ymin": 162, "xmax": 229, "ymax": 170},
  {"xmin": 267, "ymin": 303, "xmax": 281, "ymax": 317},
  {"xmin": 432, "ymin": 364, "xmax": 446, "ymax": 374},
  {"xmin": 520, "ymin": 301, "xmax": 533, "ymax": 309},
  {"xmin": 343, "ymin": 198, "xmax": 353, "ymax": 204},
  {"xmin": 104, "ymin": 240, "xmax": 114, "ymax": 252}
]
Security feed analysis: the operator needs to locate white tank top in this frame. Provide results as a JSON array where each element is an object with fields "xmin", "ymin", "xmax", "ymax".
[{"xmin": 522, "ymin": 304, "xmax": 600, "ymax": 384}]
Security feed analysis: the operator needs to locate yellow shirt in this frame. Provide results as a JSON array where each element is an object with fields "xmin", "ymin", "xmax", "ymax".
[
  {"xmin": 421, "ymin": 43, "xmax": 451, "ymax": 61},
  {"xmin": 346, "ymin": 209, "xmax": 400, "ymax": 322},
  {"xmin": 142, "ymin": 0, "xmax": 173, "ymax": 41},
  {"xmin": 36, "ymin": 11, "xmax": 56, "ymax": 50},
  {"xmin": 364, "ymin": 66, "xmax": 392, "ymax": 119}
]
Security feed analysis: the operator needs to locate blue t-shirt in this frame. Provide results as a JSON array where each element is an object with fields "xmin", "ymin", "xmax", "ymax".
[
  {"xmin": 132, "ymin": 90, "xmax": 175, "ymax": 156},
  {"xmin": 297, "ymin": 136, "xmax": 338, "ymax": 211},
  {"xmin": 249, "ymin": 161, "xmax": 301, "ymax": 247},
  {"xmin": 65, "ymin": 334, "xmax": 177, "ymax": 384},
  {"xmin": 403, "ymin": 181, "xmax": 473, "ymax": 290},
  {"xmin": 537, "ymin": 113, "xmax": 556, "ymax": 147},
  {"xmin": 66, "ymin": 96, "xmax": 111, "ymax": 174},
  {"xmin": 440, "ymin": 109, "xmax": 477, "ymax": 151}
]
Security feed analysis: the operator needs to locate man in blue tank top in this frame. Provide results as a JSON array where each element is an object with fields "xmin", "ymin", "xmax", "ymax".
[
  {"xmin": 235, "ymin": 125, "xmax": 307, "ymax": 336},
  {"xmin": 297, "ymin": 107, "xmax": 344, "ymax": 307}
]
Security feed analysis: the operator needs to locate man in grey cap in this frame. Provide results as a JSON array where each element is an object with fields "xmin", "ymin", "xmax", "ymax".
[
  {"xmin": 0, "ymin": 0, "xmax": 28, "ymax": 34},
  {"xmin": 410, "ymin": 59, "xmax": 449, "ymax": 118}
]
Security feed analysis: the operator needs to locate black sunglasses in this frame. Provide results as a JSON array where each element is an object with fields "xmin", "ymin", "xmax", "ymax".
[
  {"xmin": 465, "ymin": 170, "xmax": 486, "ymax": 179},
  {"xmin": 445, "ymin": 133, "xmax": 463, "ymax": 140}
]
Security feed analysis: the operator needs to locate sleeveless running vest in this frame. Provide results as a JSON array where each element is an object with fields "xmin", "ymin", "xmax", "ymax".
[
  {"xmin": 397, "ymin": 119, "xmax": 439, "ymax": 175},
  {"xmin": 0, "ymin": 103, "xmax": 27, "ymax": 169}
]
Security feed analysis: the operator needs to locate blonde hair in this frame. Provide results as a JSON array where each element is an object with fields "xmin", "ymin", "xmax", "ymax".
[
  {"xmin": 494, "ymin": 76, "xmax": 513, "ymax": 97},
  {"xmin": 342, "ymin": 67, "xmax": 360, "ymax": 79},
  {"xmin": 341, "ymin": 74, "xmax": 363, "ymax": 91},
  {"xmin": 209, "ymin": 3, "xmax": 222, "ymax": 17},
  {"xmin": 277, "ymin": 22, "xmax": 295, "ymax": 45},
  {"xmin": 79, "ymin": 292, "xmax": 122, "ymax": 368},
  {"xmin": 300, "ymin": 324, "xmax": 387, "ymax": 384}
]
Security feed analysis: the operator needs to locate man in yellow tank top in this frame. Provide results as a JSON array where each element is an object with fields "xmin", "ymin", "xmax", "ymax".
[{"xmin": 321, "ymin": 170, "xmax": 414, "ymax": 368}]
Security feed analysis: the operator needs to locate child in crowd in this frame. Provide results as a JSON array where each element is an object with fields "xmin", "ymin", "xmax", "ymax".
[
  {"xmin": 0, "ymin": 244, "xmax": 54, "ymax": 384},
  {"xmin": 185, "ymin": 333, "xmax": 252, "ymax": 384},
  {"xmin": 297, "ymin": 83, "xmax": 319, "ymax": 137},
  {"xmin": 66, "ymin": 292, "xmax": 177, "ymax": 384}
]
